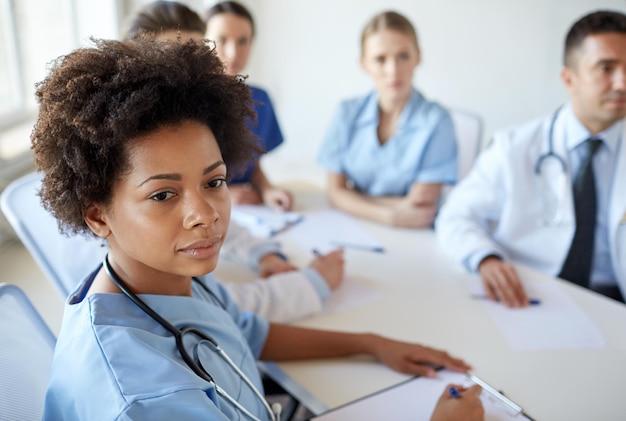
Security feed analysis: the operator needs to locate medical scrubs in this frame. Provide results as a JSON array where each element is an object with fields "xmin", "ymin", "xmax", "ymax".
[
  {"xmin": 231, "ymin": 86, "xmax": 284, "ymax": 184},
  {"xmin": 43, "ymin": 269, "xmax": 271, "ymax": 420},
  {"xmin": 318, "ymin": 88, "xmax": 457, "ymax": 196}
]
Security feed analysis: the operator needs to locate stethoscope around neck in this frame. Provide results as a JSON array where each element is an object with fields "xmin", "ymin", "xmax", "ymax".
[
  {"xmin": 534, "ymin": 105, "xmax": 567, "ymax": 175},
  {"xmin": 103, "ymin": 254, "xmax": 279, "ymax": 421},
  {"xmin": 533, "ymin": 105, "xmax": 569, "ymax": 226}
]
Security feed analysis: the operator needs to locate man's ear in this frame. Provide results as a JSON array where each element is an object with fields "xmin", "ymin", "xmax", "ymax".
[
  {"xmin": 84, "ymin": 203, "xmax": 111, "ymax": 239},
  {"xmin": 561, "ymin": 66, "xmax": 575, "ymax": 92}
]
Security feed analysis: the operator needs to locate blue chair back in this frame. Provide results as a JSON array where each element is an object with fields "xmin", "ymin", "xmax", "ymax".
[
  {"xmin": 0, "ymin": 172, "xmax": 105, "ymax": 297},
  {"xmin": 0, "ymin": 283, "xmax": 56, "ymax": 421}
]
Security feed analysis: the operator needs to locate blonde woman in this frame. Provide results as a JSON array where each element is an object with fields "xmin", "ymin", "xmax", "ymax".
[{"xmin": 318, "ymin": 11, "xmax": 457, "ymax": 228}]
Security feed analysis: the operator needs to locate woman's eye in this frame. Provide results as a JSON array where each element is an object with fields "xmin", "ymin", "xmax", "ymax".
[
  {"xmin": 150, "ymin": 191, "xmax": 174, "ymax": 201},
  {"xmin": 207, "ymin": 178, "xmax": 226, "ymax": 188}
]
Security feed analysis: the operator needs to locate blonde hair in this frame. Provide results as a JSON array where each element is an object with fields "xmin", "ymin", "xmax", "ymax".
[{"xmin": 360, "ymin": 11, "xmax": 419, "ymax": 56}]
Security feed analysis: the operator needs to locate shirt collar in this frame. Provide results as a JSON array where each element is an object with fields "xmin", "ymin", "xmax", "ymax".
[
  {"xmin": 355, "ymin": 92, "xmax": 379, "ymax": 126},
  {"xmin": 355, "ymin": 88, "xmax": 422, "ymax": 128},
  {"xmin": 563, "ymin": 102, "xmax": 623, "ymax": 153}
]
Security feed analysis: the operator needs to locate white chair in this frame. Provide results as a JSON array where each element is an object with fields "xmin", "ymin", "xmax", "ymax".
[
  {"xmin": 0, "ymin": 172, "xmax": 105, "ymax": 297},
  {"xmin": 449, "ymin": 108, "xmax": 484, "ymax": 181},
  {"xmin": 0, "ymin": 283, "xmax": 56, "ymax": 421}
]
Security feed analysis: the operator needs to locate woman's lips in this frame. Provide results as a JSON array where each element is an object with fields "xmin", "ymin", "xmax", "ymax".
[{"xmin": 178, "ymin": 238, "xmax": 221, "ymax": 258}]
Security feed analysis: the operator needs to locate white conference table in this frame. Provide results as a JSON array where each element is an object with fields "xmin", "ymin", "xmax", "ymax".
[{"xmin": 217, "ymin": 184, "xmax": 626, "ymax": 420}]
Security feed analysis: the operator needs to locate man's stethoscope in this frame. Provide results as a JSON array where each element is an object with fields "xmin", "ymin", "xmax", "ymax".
[
  {"xmin": 103, "ymin": 254, "xmax": 280, "ymax": 421},
  {"xmin": 533, "ymin": 105, "xmax": 569, "ymax": 226}
]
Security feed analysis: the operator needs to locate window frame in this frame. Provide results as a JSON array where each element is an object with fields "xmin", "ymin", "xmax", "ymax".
[{"xmin": 0, "ymin": 0, "xmax": 28, "ymax": 130}]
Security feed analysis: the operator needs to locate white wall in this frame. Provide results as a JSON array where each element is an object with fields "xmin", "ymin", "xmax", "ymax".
[{"xmin": 227, "ymin": 0, "xmax": 625, "ymax": 186}]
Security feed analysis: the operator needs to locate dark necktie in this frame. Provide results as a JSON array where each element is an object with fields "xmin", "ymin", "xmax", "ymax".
[{"xmin": 558, "ymin": 138, "xmax": 602, "ymax": 287}]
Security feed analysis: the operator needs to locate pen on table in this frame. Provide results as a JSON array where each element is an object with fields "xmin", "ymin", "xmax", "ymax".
[
  {"xmin": 448, "ymin": 386, "xmax": 461, "ymax": 399},
  {"xmin": 330, "ymin": 241, "xmax": 385, "ymax": 253},
  {"xmin": 269, "ymin": 223, "xmax": 293, "ymax": 237},
  {"xmin": 470, "ymin": 294, "xmax": 541, "ymax": 305}
]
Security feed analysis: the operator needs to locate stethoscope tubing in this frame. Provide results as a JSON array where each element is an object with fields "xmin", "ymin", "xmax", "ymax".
[
  {"xmin": 103, "ymin": 254, "xmax": 277, "ymax": 421},
  {"xmin": 534, "ymin": 105, "xmax": 567, "ymax": 175}
]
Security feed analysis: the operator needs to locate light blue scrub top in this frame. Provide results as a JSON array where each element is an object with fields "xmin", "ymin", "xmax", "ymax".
[
  {"xmin": 317, "ymin": 88, "xmax": 457, "ymax": 196},
  {"xmin": 43, "ymin": 267, "xmax": 270, "ymax": 420}
]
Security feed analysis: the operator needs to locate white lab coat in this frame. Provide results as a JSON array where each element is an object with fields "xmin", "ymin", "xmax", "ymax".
[
  {"xmin": 436, "ymin": 110, "xmax": 626, "ymax": 295},
  {"xmin": 221, "ymin": 222, "xmax": 327, "ymax": 323}
]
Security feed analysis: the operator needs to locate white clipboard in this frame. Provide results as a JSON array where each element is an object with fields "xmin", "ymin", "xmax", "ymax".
[{"xmin": 310, "ymin": 370, "xmax": 535, "ymax": 421}]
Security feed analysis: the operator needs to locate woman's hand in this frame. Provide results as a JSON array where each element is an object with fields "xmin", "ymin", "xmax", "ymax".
[
  {"xmin": 431, "ymin": 384, "xmax": 484, "ymax": 421},
  {"xmin": 229, "ymin": 183, "xmax": 263, "ymax": 205},
  {"xmin": 262, "ymin": 187, "xmax": 293, "ymax": 211},
  {"xmin": 369, "ymin": 336, "xmax": 471, "ymax": 377},
  {"xmin": 258, "ymin": 254, "xmax": 297, "ymax": 278},
  {"xmin": 308, "ymin": 249, "xmax": 345, "ymax": 290},
  {"xmin": 388, "ymin": 198, "xmax": 437, "ymax": 228}
]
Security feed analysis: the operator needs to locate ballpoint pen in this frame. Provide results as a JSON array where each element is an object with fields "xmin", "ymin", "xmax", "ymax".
[
  {"xmin": 471, "ymin": 294, "xmax": 541, "ymax": 305},
  {"xmin": 448, "ymin": 386, "xmax": 461, "ymax": 399},
  {"xmin": 330, "ymin": 241, "xmax": 385, "ymax": 253}
]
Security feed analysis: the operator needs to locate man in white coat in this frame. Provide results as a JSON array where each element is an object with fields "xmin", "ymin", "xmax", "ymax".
[{"xmin": 436, "ymin": 10, "xmax": 626, "ymax": 307}]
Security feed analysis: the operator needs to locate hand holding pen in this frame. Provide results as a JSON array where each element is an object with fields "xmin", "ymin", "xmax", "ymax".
[
  {"xmin": 430, "ymin": 384, "xmax": 484, "ymax": 421},
  {"xmin": 478, "ymin": 256, "xmax": 531, "ymax": 307},
  {"xmin": 310, "ymin": 249, "xmax": 345, "ymax": 290},
  {"xmin": 262, "ymin": 187, "xmax": 293, "ymax": 211}
]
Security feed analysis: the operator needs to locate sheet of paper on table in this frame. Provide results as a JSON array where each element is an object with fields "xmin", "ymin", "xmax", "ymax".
[
  {"xmin": 469, "ymin": 268, "xmax": 605, "ymax": 350},
  {"xmin": 320, "ymin": 276, "xmax": 382, "ymax": 315}
]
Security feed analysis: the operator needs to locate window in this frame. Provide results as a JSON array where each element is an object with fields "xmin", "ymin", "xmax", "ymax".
[
  {"xmin": 0, "ymin": 0, "xmax": 120, "ymax": 188},
  {"xmin": 0, "ymin": 0, "xmax": 22, "ymax": 123},
  {"xmin": 0, "ymin": 0, "xmax": 118, "ymax": 246},
  {"xmin": 1, "ymin": 0, "xmax": 78, "ymax": 182}
]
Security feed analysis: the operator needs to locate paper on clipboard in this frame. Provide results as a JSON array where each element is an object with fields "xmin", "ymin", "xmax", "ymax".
[
  {"xmin": 310, "ymin": 370, "xmax": 533, "ymax": 421},
  {"xmin": 284, "ymin": 210, "xmax": 384, "ymax": 254},
  {"xmin": 231, "ymin": 205, "xmax": 303, "ymax": 238}
]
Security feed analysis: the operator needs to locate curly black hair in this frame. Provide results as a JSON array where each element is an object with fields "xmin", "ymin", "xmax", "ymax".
[{"xmin": 32, "ymin": 38, "xmax": 260, "ymax": 236}]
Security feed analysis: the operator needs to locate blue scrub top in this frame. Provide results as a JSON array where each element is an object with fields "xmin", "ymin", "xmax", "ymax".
[
  {"xmin": 317, "ymin": 89, "xmax": 457, "ymax": 196},
  {"xmin": 43, "ymin": 268, "xmax": 270, "ymax": 420},
  {"xmin": 231, "ymin": 85, "xmax": 284, "ymax": 184}
]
